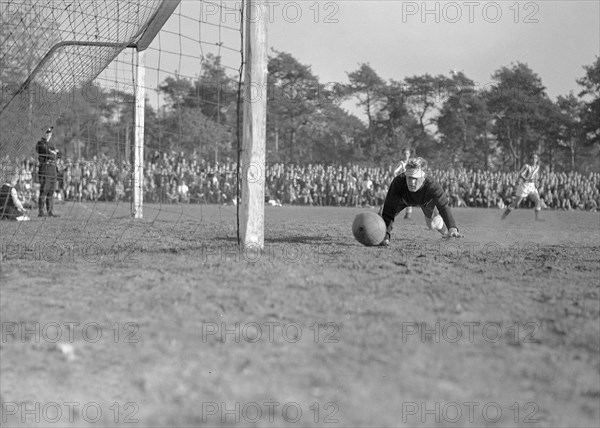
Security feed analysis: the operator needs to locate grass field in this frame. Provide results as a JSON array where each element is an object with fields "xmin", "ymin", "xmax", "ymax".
[{"xmin": 1, "ymin": 203, "xmax": 599, "ymax": 427}]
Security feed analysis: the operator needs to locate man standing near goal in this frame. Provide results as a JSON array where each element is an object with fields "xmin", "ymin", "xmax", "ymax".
[
  {"xmin": 393, "ymin": 147, "xmax": 413, "ymax": 219},
  {"xmin": 501, "ymin": 153, "xmax": 545, "ymax": 222},
  {"xmin": 380, "ymin": 157, "xmax": 463, "ymax": 246},
  {"xmin": 36, "ymin": 127, "xmax": 61, "ymax": 217}
]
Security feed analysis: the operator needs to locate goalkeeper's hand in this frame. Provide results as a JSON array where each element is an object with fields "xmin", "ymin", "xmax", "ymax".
[{"xmin": 443, "ymin": 227, "xmax": 463, "ymax": 239}]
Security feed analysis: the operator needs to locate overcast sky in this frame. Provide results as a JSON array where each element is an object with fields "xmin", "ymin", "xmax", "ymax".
[
  {"xmin": 141, "ymin": 0, "xmax": 599, "ymax": 117},
  {"xmin": 261, "ymin": 0, "xmax": 599, "ymax": 99}
]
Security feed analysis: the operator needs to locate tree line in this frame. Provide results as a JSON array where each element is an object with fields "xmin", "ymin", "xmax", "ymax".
[{"xmin": 4, "ymin": 49, "xmax": 599, "ymax": 173}]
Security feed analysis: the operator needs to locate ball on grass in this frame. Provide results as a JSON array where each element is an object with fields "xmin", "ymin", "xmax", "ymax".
[{"xmin": 352, "ymin": 212, "xmax": 386, "ymax": 246}]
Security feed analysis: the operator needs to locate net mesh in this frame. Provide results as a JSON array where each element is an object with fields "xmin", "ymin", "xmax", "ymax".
[
  {"xmin": 0, "ymin": 0, "xmax": 166, "ymax": 160},
  {"xmin": 1, "ymin": 0, "xmax": 246, "ymax": 256}
]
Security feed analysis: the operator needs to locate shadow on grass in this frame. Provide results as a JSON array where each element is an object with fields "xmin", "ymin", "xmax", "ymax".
[{"xmin": 215, "ymin": 235, "xmax": 362, "ymax": 247}]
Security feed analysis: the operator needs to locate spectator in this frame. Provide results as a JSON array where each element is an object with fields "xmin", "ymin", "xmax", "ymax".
[
  {"xmin": 0, "ymin": 173, "xmax": 30, "ymax": 221},
  {"xmin": 177, "ymin": 179, "xmax": 190, "ymax": 203}
]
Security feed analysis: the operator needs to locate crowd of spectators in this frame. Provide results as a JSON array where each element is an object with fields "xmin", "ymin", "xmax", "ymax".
[{"xmin": 6, "ymin": 151, "xmax": 600, "ymax": 212}]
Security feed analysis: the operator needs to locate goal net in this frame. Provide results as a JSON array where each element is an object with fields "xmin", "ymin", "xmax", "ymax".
[
  {"xmin": 0, "ymin": 0, "xmax": 266, "ymax": 260},
  {"xmin": 1, "ymin": 0, "xmax": 169, "ymax": 159}
]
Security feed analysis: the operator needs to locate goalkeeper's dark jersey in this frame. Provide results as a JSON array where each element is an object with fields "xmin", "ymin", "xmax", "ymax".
[{"xmin": 381, "ymin": 174, "xmax": 457, "ymax": 230}]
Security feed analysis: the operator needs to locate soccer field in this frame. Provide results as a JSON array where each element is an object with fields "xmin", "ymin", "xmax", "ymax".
[{"xmin": 1, "ymin": 204, "xmax": 599, "ymax": 427}]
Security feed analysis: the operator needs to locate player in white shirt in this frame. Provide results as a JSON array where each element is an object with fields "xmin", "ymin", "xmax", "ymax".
[
  {"xmin": 393, "ymin": 147, "xmax": 413, "ymax": 219},
  {"xmin": 501, "ymin": 153, "xmax": 545, "ymax": 221}
]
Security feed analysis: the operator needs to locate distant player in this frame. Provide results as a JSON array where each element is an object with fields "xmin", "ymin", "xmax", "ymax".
[
  {"xmin": 501, "ymin": 153, "xmax": 545, "ymax": 222},
  {"xmin": 36, "ymin": 126, "xmax": 61, "ymax": 217},
  {"xmin": 0, "ymin": 173, "xmax": 30, "ymax": 221},
  {"xmin": 380, "ymin": 157, "xmax": 463, "ymax": 246},
  {"xmin": 393, "ymin": 147, "xmax": 413, "ymax": 219}
]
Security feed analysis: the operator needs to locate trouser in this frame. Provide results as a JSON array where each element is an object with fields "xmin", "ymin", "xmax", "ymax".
[
  {"xmin": 1, "ymin": 205, "xmax": 21, "ymax": 220},
  {"xmin": 382, "ymin": 198, "xmax": 435, "ymax": 234},
  {"xmin": 38, "ymin": 164, "xmax": 57, "ymax": 214}
]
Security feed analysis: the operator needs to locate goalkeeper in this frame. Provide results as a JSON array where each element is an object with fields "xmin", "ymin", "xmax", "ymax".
[{"xmin": 380, "ymin": 157, "xmax": 463, "ymax": 246}]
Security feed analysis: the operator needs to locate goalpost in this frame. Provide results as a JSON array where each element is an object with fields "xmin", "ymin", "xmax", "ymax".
[
  {"xmin": 241, "ymin": 0, "xmax": 268, "ymax": 249},
  {"xmin": 130, "ymin": 0, "xmax": 183, "ymax": 220},
  {"xmin": 0, "ymin": 0, "xmax": 268, "ymax": 249}
]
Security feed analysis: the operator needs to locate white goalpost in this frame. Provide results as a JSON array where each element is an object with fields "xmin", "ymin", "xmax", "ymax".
[
  {"xmin": 240, "ymin": 0, "xmax": 268, "ymax": 249},
  {"xmin": 132, "ymin": 48, "xmax": 146, "ymax": 220},
  {"xmin": 130, "ymin": 0, "xmax": 182, "ymax": 220}
]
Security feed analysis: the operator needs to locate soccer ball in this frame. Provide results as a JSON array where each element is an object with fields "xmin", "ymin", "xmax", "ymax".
[
  {"xmin": 430, "ymin": 214, "xmax": 444, "ymax": 230},
  {"xmin": 352, "ymin": 212, "xmax": 386, "ymax": 246}
]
